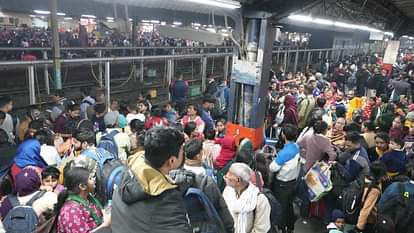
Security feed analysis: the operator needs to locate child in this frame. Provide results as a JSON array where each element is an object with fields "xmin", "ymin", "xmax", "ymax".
[
  {"xmin": 326, "ymin": 209, "xmax": 345, "ymax": 233},
  {"xmin": 215, "ymin": 118, "xmax": 226, "ymax": 138},
  {"xmin": 380, "ymin": 137, "xmax": 407, "ymax": 177},
  {"xmin": 163, "ymin": 101, "xmax": 178, "ymax": 124},
  {"xmin": 40, "ymin": 166, "xmax": 64, "ymax": 193}
]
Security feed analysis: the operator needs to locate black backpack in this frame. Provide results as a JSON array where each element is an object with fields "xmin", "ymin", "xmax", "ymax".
[
  {"xmin": 342, "ymin": 179, "xmax": 377, "ymax": 225},
  {"xmin": 378, "ymin": 182, "xmax": 414, "ymax": 233},
  {"xmin": 3, "ymin": 191, "xmax": 46, "ymax": 233}
]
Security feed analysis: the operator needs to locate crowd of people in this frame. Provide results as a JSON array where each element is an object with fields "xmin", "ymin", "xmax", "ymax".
[{"xmin": 0, "ymin": 50, "xmax": 413, "ymax": 233}]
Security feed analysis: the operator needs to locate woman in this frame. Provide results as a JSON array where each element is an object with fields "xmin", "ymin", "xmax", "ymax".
[
  {"xmin": 352, "ymin": 161, "xmax": 387, "ymax": 233},
  {"xmin": 181, "ymin": 104, "xmax": 205, "ymax": 135},
  {"xmin": 282, "ymin": 95, "xmax": 298, "ymax": 126},
  {"xmin": 297, "ymin": 120, "xmax": 337, "ymax": 172},
  {"xmin": 222, "ymin": 163, "xmax": 271, "ymax": 233},
  {"xmin": 56, "ymin": 167, "xmax": 110, "ymax": 233},
  {"xmin": 0, "ymin": 168, "xmax": 57, "ymax": 226},
  {"xmin": 389, "ymin": 116, "xmax": 404, "ymax": 140},
  {"xmin": 327, "ymin": 117, "xmax": 346, "ymax": 149}
]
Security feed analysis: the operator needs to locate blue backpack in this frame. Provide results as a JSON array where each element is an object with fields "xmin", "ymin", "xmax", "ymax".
[
  {"xmin": 184, "ymin": 178, "xmax": 226, "ymax": 233},
  {"xmin": 81, "ymin": 148, "xmax": 126, "ymax": 204},
  {"xmin": 97, "ymin": 130, "xmax": 119, "ymax": 158},
  {"xmin": 3, "ymin": 191, "xmax": 46, "ymax": 233}
]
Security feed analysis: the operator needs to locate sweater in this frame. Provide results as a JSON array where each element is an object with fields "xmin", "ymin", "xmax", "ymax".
[{"xmin": 297, "ymin": 134, "xmax": 337, "ymax": 172}]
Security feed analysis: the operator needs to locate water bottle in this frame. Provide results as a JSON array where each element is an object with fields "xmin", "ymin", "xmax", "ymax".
[{"xmin": 104, "ymin": 200, "xmax": 112, "ymax": 215}]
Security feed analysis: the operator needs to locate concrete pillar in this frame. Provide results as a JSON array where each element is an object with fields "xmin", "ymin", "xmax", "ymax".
[{"xmin": 28, "ymin": 65, "xmax": 36, "ymax": 104}]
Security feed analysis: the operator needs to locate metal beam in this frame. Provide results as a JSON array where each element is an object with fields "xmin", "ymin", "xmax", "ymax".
[
  {"xmin": 28, "ymin": 65, "xmax": 36, "ymax": 104},
  {"xmin": 105, "ymin": 62, "xmax": 110, "ymax": 109}
]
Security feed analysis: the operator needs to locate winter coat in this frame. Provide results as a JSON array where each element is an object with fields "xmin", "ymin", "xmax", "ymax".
[{"xmin": 111, "ymin": 153, "xmax": 192, "ymax": 233}]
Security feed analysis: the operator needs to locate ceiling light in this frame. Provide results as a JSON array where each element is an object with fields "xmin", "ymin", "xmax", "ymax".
[
  {"xmin": 64, "ymin": 17, "xmax": 72, "ymax": 20},
  {"xmin": 129, "ymin": 18, "xmax": 133, "ymax": 22},
  {"xmin": 409, "ymin": 37, "xmax": 414, "ymax": 40},
  {"xmin": 141, "ymin": 20, "xmax": 150, "ymax": 23},
  {"xmin": 182, "ymin": 0, "xmax": 241, "ymax": 9},
  {"xmin": 29, "ymin": 15, "xmax": 36, "ymax": 17},
  {"xmin": 288, "ymin": 15, "xmax": 312, "ymax": 22},
  {"xmin": 106, "ymin": 17, "xmax": 114, "ymax": 20},
  {"xmin": 313, "ymin": 18, "xmax": 333, "ymax": 25},
  {"xmin": 107, "ymin": 19, "xmax": 114, "ymax": 23},
  {"xmin": 34, "ymin": 10, "xmax": 50, "ymax": 15},
  {"xmin": 207, "ymin": 28, "xmax": 216, "ymax": 33},
  {"xmin": 81, "ymin": 14, "xmax": 96, "ymax": 18},
  {"xmin": 173, "ymin": 21, "xmax": 182, "ymax": 26},
  {"xmin": 57, "ymin": 12, "xmax": 66, "ymax": 16},
  {"xmin": 221, "ymin": 29, "xmax": 228, "ymax": 32},
  {"xmin": 161, "ymin": 21, "xmax": 166, "ymax": 25},
  {"xmin": 192, "ymin": 23, "xmax": 201, "ymax": 27},
  {"xmin": 150, "ymin": 20, "xmax": 160, "ymax": 24},
  {"xmin": 402, "ymin": 35, "xmax": 409, "ymax": 38}
]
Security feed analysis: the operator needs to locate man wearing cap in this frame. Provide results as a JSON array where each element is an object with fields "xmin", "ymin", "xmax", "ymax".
[{"xmin": 96, "ymin": 111, "xmax": 131, "ymax": 161}]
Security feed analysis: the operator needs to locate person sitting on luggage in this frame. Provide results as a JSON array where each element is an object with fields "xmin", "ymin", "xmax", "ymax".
[
  {"xmin": 380, "ymin": 137, "xmax": 407, "ymax": 178},
  {"xmin": 56, "ymin": 167, "xmax": 111, "ymax": 233},
  {"xmin": 349, "ymin": 161, "xmax": 387, "ymax": 233},
  {"xmin": 222, "ymin": 163, "xmax": 271, "ymax": 233},
  {"xmin": 183, "ymin": 138, "xmax": 214, "ymax": 179},
  {"xmin": 0, "ymin": 168, "xmax": 57, "ymax": 222},
  {"xmin": 269, "ymin": 124, "xmax": 301, "ymax": 233},
  {"xmin": 326, "ymin": 209, "xmax": 345, "ymax": 233}
]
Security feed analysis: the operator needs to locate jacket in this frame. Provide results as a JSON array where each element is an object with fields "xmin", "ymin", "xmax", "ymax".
[
  {"xmin": 13, "ymin": 139, "xmax": 47, "ymax": 169},
  {"xmin": 170, "ymin": 169, "xmax": 234, "ymax": 233},
  {"xmin": 297, "ymin": 134, "xmax": 337, "ymax": 172},
  {"xmin": 111, "ymin": 153, "xmax": 192, "ymax": 233},
  {"xmin": 298, "ymin": 95, "xmax": 315, "ymax": 129},
  {"xmin": 214, "ymin": 135, "xmax": 237, "ymax": 169},
  {"xmin": 356, "ymin": 179, "xmax": 381, "ymax": 230}
]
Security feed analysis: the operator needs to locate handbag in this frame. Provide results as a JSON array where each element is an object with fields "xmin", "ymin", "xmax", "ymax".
[{"xmin": 304, "ymin": 161, "xmax": 333, "ymax": 202}]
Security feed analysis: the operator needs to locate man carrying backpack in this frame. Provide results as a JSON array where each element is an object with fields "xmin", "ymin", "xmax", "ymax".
[
  {"xmin": 96, "ymin": 111, "xmax": 130, "ymax": 161},
  {"xmin": 269, "ymin": 124, "xmax": 301, "ymax": 233},
  {"xmin": 378, "ymin": 162, "xmax": 414, "ymax": 233}
]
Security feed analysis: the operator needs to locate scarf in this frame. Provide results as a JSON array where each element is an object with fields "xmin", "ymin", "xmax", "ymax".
[{"xmin": 226, "ymin": 183, "xmax": 259, "ymax": 233}]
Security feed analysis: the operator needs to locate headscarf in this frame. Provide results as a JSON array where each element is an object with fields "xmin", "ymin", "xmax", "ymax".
[
  {"xmin": 14, "ymin": 139, "xmax": 47, "ymax": 169},
  {"xmin": 283, "ymin": 95, "xmax": 299, "ymax": 125},
  {"xmin": 15, "ymin": 168, "xmax": 41, "ymax": 196}
]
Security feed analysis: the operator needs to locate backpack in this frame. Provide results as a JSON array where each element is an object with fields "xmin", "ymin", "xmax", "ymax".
[
  {"xmin": 184, "ymin": 176, "xmax": 226, "ymax": 233},
  {"xmin": 341, "ymin": 179, "xmax": 376, "ymax": 225},
  {"xmin": 260, "ymin": 189, "xmax": 283, "ymax": 231},
  {"xmin": 3, "ymin": 191, "xmax": 46, "ymax": 233},
  {"xmin": 81, "ymin": 148, "xmax": 126, "ymax": 204},
  {"xmin": 378, "ymin": 182, "xmax": 414, "ymax": 233},
  {"xmin": 97, "ymin": 130, "xmax": 119, "ymax": 158}
]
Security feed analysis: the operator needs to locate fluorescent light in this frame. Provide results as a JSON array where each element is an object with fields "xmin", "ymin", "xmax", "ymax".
[
  {"xmin": 182, "ymin": 0, "xmax": 241, "ymax": 9},
  {"xmin": 208, "ymin": 24, "xmax": 213, "ymax": 27},
  {"xmin": 129, "ymin": 18, "xmax": 133, "ymax": 22},
  {"xmin": 334, "ymin": 22, "xmax": 356, "ymax": 29},
  {"xmin": 34, "ymin": 10, "xmax": 50, "ymax": 15},
  {"xmin": 288, "ymin": 15, "xmax": 312, "ymax": 22},
  {"xmin": 313, "ymin": 18, "xmax": 333, "ymax": 25},
  {"xmin": 161, "ymin": 21, "xmax": 166, "ymax": 25},
  {"xmin": 141, "ymin": 20, "xmax": 150, "ymax": 23},
  {"xmin": 29, "ymin": 15, "xmax": 36, "ymax": 17},
  {"xmin": 64, "ymin": 17, "xmax": 72, "ymax": 20},
  {"xmin": 150, "ymin": 20, "xmax": 160, "ymax": 24},
  {"xmin": 107, "ymin": 19, "xmax": 114, "ymax": 23},
  {"xmin": 106, "ymin": 17, "xmax": 114, "ymax": 20},
  {"xmin": 221, "ymin": 28, "xmax": 228, "ymax": 32},
  {"xmin": 410, "ymin": 37, "xmax": 414, "ymax": 40},
  {"xmin": 192, "ymin": 23, "xmax": 201, "ymax": 27},
  {"xmin": 402, "ymin": 35, "xmax": 409, "ymax": 38},
  {"xmin": 57, "ymin": 12, "xmax": 66, "ymax": 16},
  {"xmin": 173, "ymin": 21, "xmax": 182, "ymax": 25},
  {"xmin": 81, "ymin": 14, "xmax": 96, "ymax": 18},
  {"xmin": 207, "ymin": 28, "xmax": 216, "ymax": 33}
]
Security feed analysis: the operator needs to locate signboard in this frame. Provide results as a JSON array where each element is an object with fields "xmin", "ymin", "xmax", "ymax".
[
  {"xmin": 369, "ymin": 31, "xmax": 384, "ymax": 41},
  {"xmin": 383, "ymin": 40, "xmax": 401, "ymax": 64}
]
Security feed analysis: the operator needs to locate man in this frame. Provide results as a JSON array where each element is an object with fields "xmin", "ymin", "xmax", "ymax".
[
  {"xmin": 96, "ymin": 111, "xmax": 131, "ymax": 161},
  {"xmin": 0, "ymin": 96, "xmax": 17, "ymax": 144},
  {"xmin": 298, "ymin": 85, "xmax": 316, "ymax": 129},
  {"xmin": 50, "ymin": 90, "xmax": 67, "ymax": 123},
  {"xmin": 112, "ymin": 127, "xmax": 192, "ymax": 233},
  {"xmin": 214, "ymin": 78, "xmax": 230, "ymax": 119},
  {"xmin": 356, "ymin": 64, "xmax": 370, "ymax": 97},
  {"xmin": 391, "ymin": 72, "xmax": 412, "ymax": 102},
  {"xmin": 204, "ymin": 74, "xmax": 217, "ymax": 97},
  {"xmin": 269, "ymin": 124, "xmax": 301, "ymax": 233},
  {"xmin": 169, "ymin": 72, "xmax": 189, "ymax": 115},
  {"xmin": 170, "ymin": 138, "xmax": 234, "ymax": 233},
  {"xmin": 366, "ymin": 67, "xmax": 384, "ymax": 98},
  {"xmin": 338, "ymin": 131, "xmax": 370, "ymax": 182},
  {"xmin": 199, "ymin": 97, "xmax": 215, "ymax": 132},
  {"xmin": 80, "ymin": 86, "xmax": 96, "ymax": 120}
]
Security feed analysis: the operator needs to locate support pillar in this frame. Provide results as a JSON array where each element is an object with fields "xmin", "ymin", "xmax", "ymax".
[
  {"xmin": 124, "ymin": 4, "xmax": 130, "ymax": 35},
  {"xmin": 98, "ymin": 50, "xmax": 103, "ymax": 87},
  {"xmin": 140, "ymin": 49, "xmax": 144, "ymax": 82},
  {"xmin": 201, "ymin": 56, "xmax": 208, "ymax": 92},
  {"xmin": 306, "ymin": 51, "xmax": 312, "ymax": 71},
  {"xmin": 224, "ymin": 55, "xmax": 230, "ymax": 80},
  {"xmin": 283, "ymin": 51, "xmax": 287, "ymax": 72},
  {"xmin": 167, "ymin": 58, "xmax": 174, "ymax": 100},
  {"xmin": 50, "ymin": 0, "xmax": 61, "ymax": 89},
  {"xmin": 105, "ymin": 62, "xmax": 110, "ymax": 108},
  {"xmin": 293, "ymin": 51, "xmax": 299, "ymax": 73},
  {"xmin": 28, "ymin": 65, "xmax": 36, "ymax": 105},
  {"xmin": 43, "ymin": 51, "xmax": 50, "ymax": 95}
]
